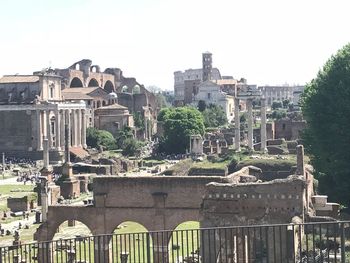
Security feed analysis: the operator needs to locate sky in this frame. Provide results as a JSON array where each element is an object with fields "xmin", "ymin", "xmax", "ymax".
[{"xmin": 0, "ymin": 0, "xmax": 349, "ymax": 90}]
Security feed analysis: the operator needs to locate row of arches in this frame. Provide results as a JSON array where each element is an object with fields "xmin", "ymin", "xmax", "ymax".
[
  {"xmin": 52, "ymin": 220, "xmax": 200, "ymax": 262},
  {"xmin": 69, "ymin": 77, "xmax": 115, "ymax": 93}
]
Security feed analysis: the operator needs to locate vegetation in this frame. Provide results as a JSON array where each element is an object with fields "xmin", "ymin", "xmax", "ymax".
[
  {"xmin": 86, "ymin": 127, "xmax": 116, "ymax": 150},
  {"xmin": 157, "ymin": 107, "xmax": 205, "ymax": 154},
  {"xmin": 301, "ymin": 43, "xmax": 350, "ymax": 205},
  {"xmin": 133, "ymin": 111, "xmax": 145, "ymax": 130},
  {"xmin": 271, "ymin": 101, "xmax": 283, "ymax": 110},
  {"xmin": 202, "ymin": 104, "xmax": 227, "ymax": 128},
  {"xmin": 122, "ymin": 138, "xmax": 143, "ymax": 156},
  {"xmin": 197, "ymin": 100, "xmax": 207, "ymax": 112}
]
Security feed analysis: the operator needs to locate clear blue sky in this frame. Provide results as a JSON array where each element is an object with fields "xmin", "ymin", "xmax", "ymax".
[{"xmin": 0, "ymin": 0, "xmax": 349, "ymax": 90}]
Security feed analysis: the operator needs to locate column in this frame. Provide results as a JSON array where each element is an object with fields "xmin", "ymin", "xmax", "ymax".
[
  {"xmin": 60, "ymin": 110, "xmax": 65, "ymax": 150},
  {"xmin": 296, "ymin": 145, "xmax": 305, "ymax": 176},
  {"xmin": 65, "ymin": 110, "xmax": 71, "ymax": 162},
  {"xmin": 43, "ymin": 138, "xmax": 49, "ymax": 169},
  {"xmin": 46, "ymin": 110, "xmax": 52, "ymax": 149},
  {"xmin": 234, "ymin": 98, "xmax": 241, "ymax": 151},
  {"xmin": 81, "ymin": 109, "xmax": 87, "ymax": 148},
  {"xmin": 77, "ymin": 109, "xmax": 82, "ymax": 147},
  {"xmin": 260, "ymin": 98, "xmax": 267, "ymax": 152},
  {"xmin": 55, "ymin": 109, "xmax": 61, "ymax": 150},
  {"xmin": 36, "ymin": 110, "xmax": 43, "ymax": 150},
  {"xmin": 247, "ymin": 99, "xmax": 253, "ymax": 150},
  {"xmin": 71, "ymin": 109, "xmax": 76, "ymax": 147}
]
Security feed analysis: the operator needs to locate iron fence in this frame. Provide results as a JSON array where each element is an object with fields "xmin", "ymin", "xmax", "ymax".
[{"xmin": 1, "ymin": 221, "xmax": 350, "ymax": 262}]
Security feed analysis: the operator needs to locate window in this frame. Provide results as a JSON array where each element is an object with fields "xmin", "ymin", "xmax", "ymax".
[
  {"xmin": 282, "ymin": 123, "xmax": 286, "ymax": 130},
  {"xmin": 207, "ymin": 93, "xmax": 211, "ymax": 100},
  {"xmin": 50, "ymin": 87, "xmax": 54, "ymax": 99}
]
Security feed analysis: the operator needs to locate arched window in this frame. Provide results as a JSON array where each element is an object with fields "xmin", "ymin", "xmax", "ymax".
[{"xmin": 133, "ymin": 85, "xmax": 141, "ymax": 94}]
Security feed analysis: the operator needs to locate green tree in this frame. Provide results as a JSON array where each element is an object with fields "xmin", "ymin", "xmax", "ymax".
[
  {"xmin": 282, "ymin": 99, "xmax": 290, "ymax": 108},
  {"xmin": 301, "ymin": 43, "xmax": 350, "ymax": 205},
  {"xmin": 86, "ymin": 127, "xmax": 116, "ymax": 150},
  {"xmin": 122, "ymin": 138, "xmax": 143, "ymax": 156},
  {"xmin": 115, "ymin": 126, "xmax": 134, "ymax": 148},
  {"xmin": 133, "ymin": 112, "xmax": 145, "ymax": 130},
  {"xmin": 197, "ymin": 100, "xmax": 207, "ymax": 112},
  {"xmin": 272, "ymin": 101, "xmax": 283, "ymax": 110},
  {"xmin": 202, "ymin": 104, "xmax": 227, "ymax": 127},
  {"xmin": 271, "ymin": 110, "xmax": 286, "ymax": 120},
  {"xmin": 157, "ymin": 107, "xmax": 205, "ymax": 154}
]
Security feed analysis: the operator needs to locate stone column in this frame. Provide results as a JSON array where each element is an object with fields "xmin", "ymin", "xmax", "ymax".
[
  {"xmin": 46, "ymin": 110, "xmax": 52, "ymax": 149},
  {"xmin": 36, "ymin": 110, "xmax": 43, "ymax": 150},
  {"xmin": 296, "ymin": 145, "xmax": 305, "ymax": 176},
  {"xmin": 247, "ymin": 99, "xmax": 254, "ymax": 150},
  {"xmin": 260, "ymin": 98, "xmax": 267, "ymax": 152},
  {"xmin": 60, "ymin": 110, "xmax": 65, "ymax": 150},
  {"xmin": 55, "ymin": 109, "xmax": 61, "ymax": 150},
  {"xmin": 71, "ymin": 109, "xmax": 76, "ymax": 147},
  {"xmin": 43, "ymin": 138, "xmax": 49, "ymax": 169},
  {"xmin": 77, "ymin": 109, "xmax": 82, "ymax": 147},
  {"xmin": 81, "ymin": 109, "xmax": 87, "ymax": 148},
  {"xmin": 234, "ymin": 98, "xmax": 241, "ymax": 151},
  {"xmin": 65, "ymin": 110, "xmax": 71, "ymax": 162}
]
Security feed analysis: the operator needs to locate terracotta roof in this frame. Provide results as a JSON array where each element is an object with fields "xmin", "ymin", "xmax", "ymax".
[
  {"xmin": 0, "ymin": 75, "xmax": 40, "ymax": 83},
  {"xmin": 214, "ymin": 79, "xmax": 237, "ymax": 85},
  {"xmin": 62, "ymin": 87, "xmax": 100, "ymax": 95},
  {"xmin": 97, "ymin": 103, "xmax": 128, "ymax": 110},
  {"xmin": 62, "ymin": 92, "xmax": 93, "ymax": 100},
  {"xmin": 70, "ymin": 147, "xmax": 90, "ymax": 159}
]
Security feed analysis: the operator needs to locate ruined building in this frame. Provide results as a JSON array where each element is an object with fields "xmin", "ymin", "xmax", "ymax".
[
  {"xmin": 54, "ymin": 59, "xmax": 158, "ymax": 140},
  {"xmin": 0, "ymin": 74, "xmax": 86, "ymax": 161}
]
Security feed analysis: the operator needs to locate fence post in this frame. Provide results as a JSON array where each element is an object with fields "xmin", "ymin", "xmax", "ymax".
[
  {"xmin": 146, "ymin": 234, "xmax": 151, "ymax": 263},
  {"xmin": 341, "ymin": 222, "xmax": 346, "ymax": 263}
]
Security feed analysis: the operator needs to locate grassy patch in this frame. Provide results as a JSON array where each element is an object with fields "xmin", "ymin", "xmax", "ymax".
[{"xmin": 0, "ymin": 184, "xmax": 36, "ymax": 213}]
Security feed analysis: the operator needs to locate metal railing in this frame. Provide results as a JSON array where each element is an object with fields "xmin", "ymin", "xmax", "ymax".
[{"xmin": 1, "ymin": 221, "xmax": 349, "ymax": 262}]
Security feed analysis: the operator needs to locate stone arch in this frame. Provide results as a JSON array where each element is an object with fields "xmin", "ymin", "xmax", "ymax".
[
  {"xmin": 90, "ymin": 65, "xmax": 100, "ymax": 73},
  {"xmin": 104, "ymin": 80, "xmax": 115, "ymax": 93},
  {"xmin": 88, "ymin": 78, "xmax": 99, "ymax": 87},
  {"xmin": 70, "ymin": 77, "xmax": 83, "ymax": 88},
  {"xmin": 133, "ymin": 85, "xmax": 141, "ymax": 94},
  {"xmin": 109, "ymin": 221, "xmax": 153, "ymax": 262},
  {"xmin": 168, "ymin": 221, "xmax": 200, "ymax": 262},
  {"xmin": 53, "ymin": 220, "xmax": 93, "ymax": 240}
]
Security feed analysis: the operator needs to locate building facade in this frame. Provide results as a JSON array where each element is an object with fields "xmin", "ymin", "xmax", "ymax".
[
  {"xmin": 0, "ymin": 74, "xmax": 86, "ymax": 161},
  {"xmin": 258, "ymin": 85, "xmax": 294, "ymax": 106},
  {"xmin": 194, "ymin": 80, "xmax": 235, "ymax": 123}
]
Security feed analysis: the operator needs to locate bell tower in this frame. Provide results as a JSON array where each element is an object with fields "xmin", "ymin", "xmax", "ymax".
[{"xmin": 202, "ymin": 52, "xmax": 212, "ymax": 82}]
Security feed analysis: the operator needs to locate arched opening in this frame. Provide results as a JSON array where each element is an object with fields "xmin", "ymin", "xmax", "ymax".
[
  {"xmin": 121, "ymin": 85, "xmax": 129, "ymax": 93},
  {"xmin": 97, "ymin": 101, "xmax": 101, "ymax": 108},
  {"xmin": 168, "ymin": 221, "xmax": 200, "ymax": 263},
  {"xmin": 102, "ymin": 101, "xmax": 106, "ymax": 106},
  {"xmin": 70, "ymin": 77, "xmax": 83, "ymax": 88},
  {"xmin": 52, "ymin": 220, "xmax": 93, "ymax": 261},
  {"xmin": 110, "ymin": 221, "xmax": 153, "ymax": 262},
  {"xmin": 133, "ymin": 85, "xmax": 141, "ymax": 94},
  {"xmin": 88, "ymin": 78, "xmax": 99, "ymax": 87},
  {"xmin": 75, "ymin": 64, "xmax": 80, "ymax": 71},
  {"xmin": 104, "ymin": 80, "xmax": 115, "ymax": 93}
]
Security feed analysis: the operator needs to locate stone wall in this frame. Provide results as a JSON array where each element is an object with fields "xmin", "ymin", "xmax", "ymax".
[
  {"xmin": 7, "ymin": 196, "xmax": 30, "ymax": 213},
  {"xmin": 0, "ymin": 111, "xmax": 35, "ymax": 152}
]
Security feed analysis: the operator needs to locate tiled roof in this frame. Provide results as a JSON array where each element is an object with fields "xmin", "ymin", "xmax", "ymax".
[
  {"xmin": 62, "ymin": 92, "xmax": 93, "ymax": 100},
  {"xmin": 62, "ymin": 87, "xmax": 100, "ymax": 95},
  {"xmin": 0, "ymin": 75, "xmax": 40, "ymax": 83}
]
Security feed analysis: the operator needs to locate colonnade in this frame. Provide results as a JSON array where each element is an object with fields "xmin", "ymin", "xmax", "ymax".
[
  {"xmin": 234, "ymin": 98, "xmax": 267, "ymax": 152},
  {"xmin": 36, "ymin": 108, "xmax": 87, "ymax": 151}
]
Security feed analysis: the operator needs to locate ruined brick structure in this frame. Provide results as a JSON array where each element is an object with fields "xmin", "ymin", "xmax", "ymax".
[{"xmin": 55, "ymin": 59, "xmax": 158, "ymax": 140}]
